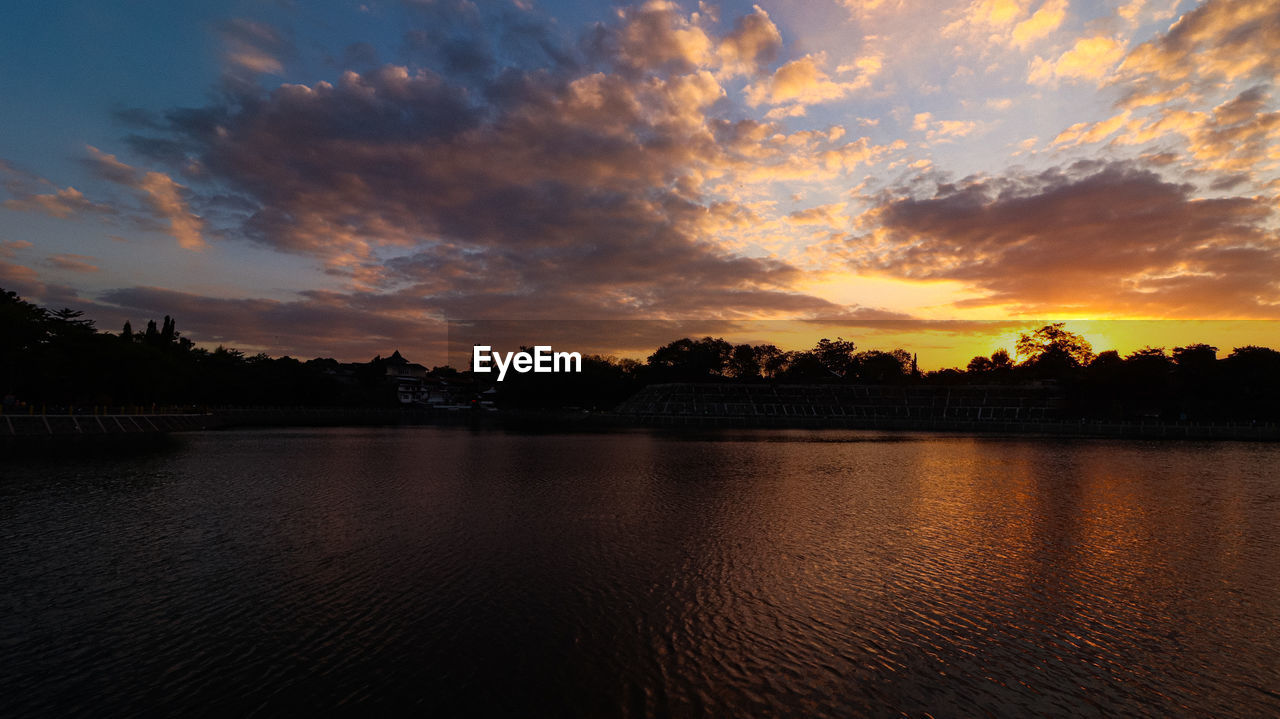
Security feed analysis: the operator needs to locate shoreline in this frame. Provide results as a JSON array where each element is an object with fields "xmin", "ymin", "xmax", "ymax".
[{"xmin": 5, "ymin": 408, "xmax": 1278, "ymax": 444}]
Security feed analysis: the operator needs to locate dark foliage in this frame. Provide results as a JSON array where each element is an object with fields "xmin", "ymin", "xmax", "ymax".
[
  {"xmin": 3, "ymin": 291, "xmax": 1278, "ymax": 420},
  {"xmin": 1, "ymin": 289, "xmax": 389, "ymax": 409}
]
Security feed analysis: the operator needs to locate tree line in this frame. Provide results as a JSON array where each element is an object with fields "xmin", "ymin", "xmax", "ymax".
[
  {"xmin": 3, "ymin": 288, "xmax": 1279, "ymax": 420},
  {"xmin": 0, "ymin": 288, "xmax": 395, "ymax": 409}
]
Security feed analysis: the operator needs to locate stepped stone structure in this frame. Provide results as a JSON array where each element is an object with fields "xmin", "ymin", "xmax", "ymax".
[{"xmin": 2, "ymin": 413, "xmax": 213, "ymax": 438}]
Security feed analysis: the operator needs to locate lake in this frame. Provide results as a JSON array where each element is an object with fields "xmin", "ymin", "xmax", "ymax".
[{"xmin": 2, "ymin": 427, "xmax": 1278, "ymax": 716}]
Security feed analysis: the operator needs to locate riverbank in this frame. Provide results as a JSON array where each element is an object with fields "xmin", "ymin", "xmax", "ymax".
[
  {"xmin": 6, "ymin": 406, "xmax": 1278, "ymax": 444},
  {"xmin": 605, "ymin": 413, "xmax": 1280, "ymax": 440}
]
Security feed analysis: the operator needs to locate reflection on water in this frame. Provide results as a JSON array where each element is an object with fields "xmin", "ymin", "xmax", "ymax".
[{"xmin": 2, "ymin": 428, "xmax": 1278, "ymax": 716}]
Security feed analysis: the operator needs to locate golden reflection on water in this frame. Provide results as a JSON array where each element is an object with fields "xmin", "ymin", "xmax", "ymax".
[{"xmin": 4, "ymin": 428, "xmax": 1279, "ymax": 717}]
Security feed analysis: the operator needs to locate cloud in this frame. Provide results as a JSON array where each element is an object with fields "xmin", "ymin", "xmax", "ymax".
[
  {"xmin": 714, "ymin": 123, "xmax": 897, "ymax": 183},
  {"xmin": 1116, "ymin": 0, "xmax": 1279, "ymax": 94},
  {"xmin": 912, "ymin": 112, "xmax": 980, "ymax": 143},
  {"xmin": 0, "ymin": 261, "xmax": 88, "ymax": 310},
  {"xmin": 787, "ymin": 203, "xmax": 847, "ymax": 227},
  {"xmin": 0, "ymin": 161, "xmax": 116, "ymax": 219},
  {"xmin": 842, "ymin": 161, "xmax": 1280, "ymax": 317},
  {"xmin": 220, "ymin": 18, "xmax": 294, "ymax": 76},
  {"xmin": 98, "ymin": 285, "xmax": 441, "ymax": 360},
  {"xmin": 1051, "ymin": 109, "xmax": 1132, "ymax": 146},
  {"xmin": 837, "ymin": 0, "xmax": 905, "ymax": 18},
  {"xmin": 716, "ymin": 5, "xmax": 782, "ymax": 75},
  {"xmin": 114, "ymin": 7, "xmax": 866, "ymax": 319},
  {"xmin": 137, "ymin": 172, "xmax": 205, "ymax": 250},
  {"xmin": 943, "ymin": 0, "xmax": 1072, "ymax": 51},
  {"xmin": 1, "ymin": 151, "xmax": 206, "ymax": 249},
  {"xmin": 0, "ymin": 261, "xmax": 43, "ymax": 297},
  {"xmin": 744, "ymin": 54, "xmax": 874, "ymax": 111},
  {"xmin": 1028, "ymin": 34, "xmax": 1125, "ymax": 84},
  {"xmin": 1116, "ymin": 0, "xmax": 1179, "ymax": 27},
  {"xmin": 957, "ymin": 0, "xmax": 1030, "ymax": 30},
  {"xmin": 1103, "ymin": 86, "xmax": 1280, "ymax": 180},
  {"xmin": 612, "ymin": 0, "xmax": 715, "ymax": 72},
  {"xmin": 85, "ymin": 146, "xmax": 206, "ymax": 250},
  {"xmin": 44, "ymin": 253, "xmax": 100, "ymax": 273},
  {"xmin": 0, "ymin": 240, "xmax": 33, "ymax": 261},
  {"xmin": 1011, "ymin": 0, "xmax": 1068, "ymax": 48},
  {"xmin": 1097, "ymin": 1, "xmax": 1280, "ymax": 185},
  {"xmin": 2, "ymin": 186, "xmax": 116, "ymax": 219}
]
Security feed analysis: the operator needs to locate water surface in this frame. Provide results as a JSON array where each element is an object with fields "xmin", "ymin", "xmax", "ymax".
[{"xmin": 3, "ymin": 427, "xmax": 1278, "ymax": 716}]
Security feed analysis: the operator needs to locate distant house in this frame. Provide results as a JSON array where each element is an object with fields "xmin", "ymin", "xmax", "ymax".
[
  {"xmin": 384, "ymin": 350, "xmax": 428, "ymax": 379},
  {"xmin": 374, "ymin": 351, "xmax": 476, "ymax": 406},
  {"xmin": 398, "ymin": 376, "xmax": 460, "ymax": 406},
  {"xmin": 375, "ymin": 350, "xmax": 432, "ymax": 404}
]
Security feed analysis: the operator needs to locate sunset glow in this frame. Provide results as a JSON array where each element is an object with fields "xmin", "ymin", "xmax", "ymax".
[{"xmin": 2, "ymin": 0, "xmax": 1277, "ymax": 366}]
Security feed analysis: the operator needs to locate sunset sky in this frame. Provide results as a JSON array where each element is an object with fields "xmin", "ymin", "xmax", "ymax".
[{"xmin": 2, "ymin": 0, "xmax": 1277, "ymax": 368}]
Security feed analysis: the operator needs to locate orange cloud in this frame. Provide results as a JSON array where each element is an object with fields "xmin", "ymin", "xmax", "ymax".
[
  {"xmin": 842, "ymin": 162, "xmax": 1280, "ymax": 317},
  {"xmin": 615, "ymin": 0, "xmax": 714, "ymax": 72},
  {"xmin": 0, "ymin": 159, "xmax": 116, "ymax": 220},
  {"xmin": 745, "ymin": 54, "xmax": 875, "ymax": 111},
  {"xmin": 84, "ymin": 146, "xmax": 205, "ymax": 250},
  {"xmin": 2, "ymin": 186, "xmax": 115, "ymax": 219},
  {"xmin": 1117, "ymin": 0, "xmax": 1279, "ymax": 90},
  {"xmin": 912, "ymin": 112, "xmax": 980, "ymax": 143},
  {"xmin": 138, "ymin": 172, "xmax": 205, "ymax": 250},
  {"xmin": 716, "ymin": 5, "xmax": 782, "ymax": 76},
  {"xmin": 1011, "ymin": 0, "xmax": 1068, "ymax": 48},
  {"xmin": 1052, "ymin": 109, "xmax": 1132, "ymax": 146},
  {"xmin": 1029, "ymin": 34, "xmax": 1125, "ymax": 84}
]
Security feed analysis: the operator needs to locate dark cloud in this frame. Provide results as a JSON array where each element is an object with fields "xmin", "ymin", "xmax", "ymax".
[
  {"xmin": 847, "ymin": 161, "xmax": 1280, "ymax": 317},
  {"xmin": 98, "ymin": 286, "xmax": 441, "ymax": 361},
  {"xmin": 720, "ymin": 6, "xmax": 782, "ymax": 74},
  {"xmin": 0, "ymin": 262, "xmax": 91, "ymax": 311},
  {"xmin": 1209, "ymin": 173, "xmax": 1250, "ymax": 191},
  {"xmin": 116, "ymin": 5, "xmax": 844, "ymax": 321}
]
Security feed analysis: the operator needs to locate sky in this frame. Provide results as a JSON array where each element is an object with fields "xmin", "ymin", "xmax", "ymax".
[{"xmin": 1, "ymin": 0, "xmax": 1278, "ymax": 368}]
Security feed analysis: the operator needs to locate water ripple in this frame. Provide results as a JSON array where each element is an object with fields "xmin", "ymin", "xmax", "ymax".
[{"xmin": 2, "ymin": 428, "xmax": 1278, "ymax": 716}]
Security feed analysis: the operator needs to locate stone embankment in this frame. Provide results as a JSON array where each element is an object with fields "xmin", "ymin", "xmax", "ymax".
[
  {"xmin": 610, "ymin": 383, "xmax": 1280, "ymax": 440},
  {"xmin": 2, "ymin": 413, "xmax": 213, "ymax": 438}
]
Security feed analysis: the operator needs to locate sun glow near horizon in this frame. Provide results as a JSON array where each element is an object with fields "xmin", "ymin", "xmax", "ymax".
[{"xmin": 0, "ymin": 0, "xmax": 1277, "ymax": 363}]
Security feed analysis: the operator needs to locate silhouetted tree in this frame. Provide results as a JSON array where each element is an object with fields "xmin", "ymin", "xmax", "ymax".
[
  {"xmin": 775, "ymin": 351, "xmax": 830, "ymax": 381},
  {"xmin": 646, "ymin": 337, "xmax": 733, "ymax": 381},
  {"xmin": 1170, "ymin": 344, "xmax": 1219, "ymax": 419},
  {"xmin": 6, "ymin": 285, "xmax": 1280, "ymax": 420},
  {"xmin": 855, "ymin": 349, "xmax": 912, "ymax": 383},
  {"xmin": 1017, "ymin": 323, "xmax": 1094, "ymax": 378},
  {"xmin": 756, "ymin": 344, "xmax": 787, "ymax": 378},
  {"xmin": 967, "ymin": 355, "xmax": 994, "ymax": 374},
  {"xmin": 727, "ymin": 343, "xmax": 762, "ymax": 380},
  {"xmin": 968, "ymin": 348, "xmax": 1014, "ymax": 380},
  {"xmin": 1119, "ymin": 347, "xmax": 1174, "ymax": 418},
  {"xmin": 813, "ymin": 337, "xmax": 858, "ymax": 377},
  {"xmin": 1172, "ymin": 344, "xmax": 1218, "ymax": 370}
]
